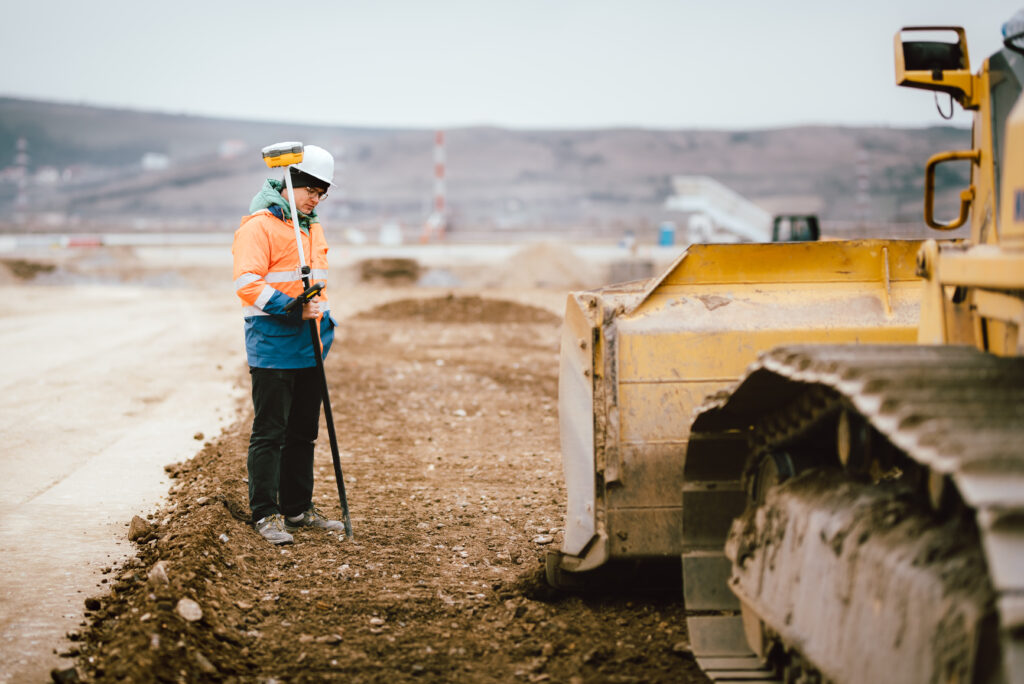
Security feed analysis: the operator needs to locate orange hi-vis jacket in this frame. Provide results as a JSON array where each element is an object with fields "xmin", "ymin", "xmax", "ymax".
[{"xmin": 232, "ymin": 209, "xmax": 337, "ymax": 369}]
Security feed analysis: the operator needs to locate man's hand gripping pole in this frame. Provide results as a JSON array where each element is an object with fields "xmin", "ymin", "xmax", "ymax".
[{"xmin": 283, "ymin": 281, "xmax": 326, "ymax": 314}]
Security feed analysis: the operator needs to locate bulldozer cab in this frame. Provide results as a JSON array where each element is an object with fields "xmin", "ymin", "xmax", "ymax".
[{"xmin": 771, "ymin": 214, "xmax": 819, "ymax": 242}]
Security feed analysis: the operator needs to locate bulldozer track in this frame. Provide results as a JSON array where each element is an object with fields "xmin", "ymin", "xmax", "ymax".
[{"xmin": 685, "ymin": 344, "xmax": 1024, "ymax": 683}]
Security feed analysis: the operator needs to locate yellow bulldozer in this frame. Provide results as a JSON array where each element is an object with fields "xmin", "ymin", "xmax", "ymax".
[{"xmin": 548, "ymin": 17, "xmax": 1024, "ymax": 683}]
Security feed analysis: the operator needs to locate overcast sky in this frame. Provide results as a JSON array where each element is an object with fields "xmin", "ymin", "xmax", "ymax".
[{"xmin": 1, "ymin": 1, "xmax": 1016, "ymax": 130}]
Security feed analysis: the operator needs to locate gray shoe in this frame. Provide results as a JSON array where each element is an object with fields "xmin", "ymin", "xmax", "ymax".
[
  {"xmin": 284, "ymin": 506, "xmax": 346, "ymax": 533},
  {"xmin": 255, "ymin": 514, "xmax": 294, "ymax": 545}
]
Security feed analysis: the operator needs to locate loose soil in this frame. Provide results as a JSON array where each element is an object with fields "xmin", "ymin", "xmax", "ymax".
[
  {"xmin": 66, "ymin": 294, "xmax": 704, "ymax": 683},
  {"xmin": 0, "ymin": 258, "xmax": 57, "ymax": 281}
]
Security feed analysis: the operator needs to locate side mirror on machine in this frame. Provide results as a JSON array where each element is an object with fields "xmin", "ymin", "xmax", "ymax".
[
  {"xmin": 895, "ymin": 26, "xmax": 982, "ymax": 231},
  {"xmin": 894, "ymin": 26, "xmax": 977, "ymax": 109}
]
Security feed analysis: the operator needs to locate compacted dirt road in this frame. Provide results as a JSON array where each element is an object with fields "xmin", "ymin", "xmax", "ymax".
[
  {"xmin": 64, "ymin": 292, "xmax": 705, "ymax": 682},
  {"xmin": 0, "ymin": 281, "xmax": 243, "ymax": 683}
]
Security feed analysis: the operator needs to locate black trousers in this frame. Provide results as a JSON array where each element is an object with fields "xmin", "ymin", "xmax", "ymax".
[{"xmin": 247, "ymin": 366, "xmax": 322, "ymax": 523}]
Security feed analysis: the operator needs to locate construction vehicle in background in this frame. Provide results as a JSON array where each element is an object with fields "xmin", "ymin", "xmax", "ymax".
[
  {"xmin": 770, "ymin": 213, "xmax": 819, "ymax": 242},
  {"xmin": 664, "ymin": 175, "xmax": 821, "ymax": 243},
  {"xmin": 548, "ymin": 16, "xmax": 1024, "ymax": 683}
]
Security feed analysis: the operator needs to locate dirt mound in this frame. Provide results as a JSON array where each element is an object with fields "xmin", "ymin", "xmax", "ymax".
[
  {"xmin": 489, "ymin": 242, "xmax": 605, "ymax": 291},
  {"xmin": 357, "ymin": 258, "xmax": 421, "ymax": 285},
  {"xmin": 355, "ymin": 294, "xmax": 561, "ymax": 325},
  {"xmin": 66, "ymin": 295, "xmax": 702, "ymax": 683},
  {"xmin": 0, "ymin": 258, "xmax": 57, "ymax": 282}
]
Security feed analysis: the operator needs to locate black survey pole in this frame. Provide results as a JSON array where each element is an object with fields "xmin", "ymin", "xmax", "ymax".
[
  {"xmin": 288, "ymin": 279, "xmax": 353, "ymax": 539},
  {"xmin": 307, "ymin": 294, "xmax": 353, "ymax": 539},
  {"xmin": 263, "ymin": 142, "xmax": 352, "ymax": 539}
]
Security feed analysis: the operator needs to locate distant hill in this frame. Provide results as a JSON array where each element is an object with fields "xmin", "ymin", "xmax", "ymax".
[{"xmin": 0, "ymin": 97, "xmax": 970, "ymax": 238}]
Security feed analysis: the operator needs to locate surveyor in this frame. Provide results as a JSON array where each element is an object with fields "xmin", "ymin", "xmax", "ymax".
[{"xmin": 232, "ymin": 144, "xmax": 347, "ymax": 545}]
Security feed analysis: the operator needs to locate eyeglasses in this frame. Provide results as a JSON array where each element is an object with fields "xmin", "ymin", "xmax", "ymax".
[{"xmin": 304, "ymin": 187, "xmax": 328, "ymax": 201}]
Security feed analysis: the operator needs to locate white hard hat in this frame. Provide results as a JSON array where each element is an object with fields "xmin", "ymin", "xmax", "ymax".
[{"xmin": 295, "ymin": 144, "xmax": 335, "ymax": 187}]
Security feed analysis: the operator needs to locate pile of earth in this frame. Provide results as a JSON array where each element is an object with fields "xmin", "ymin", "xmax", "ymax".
[
  {"xmin": 357, "ymin": 258, "xmax": 422, "ymax": 285},
  {"xmin": 62, "ymin": 294, "xmax": 704, "ymax": 683},
  {"xmin": 494, "ymin": 242, "xmax": 604, "ymax": 291},
  {"xmin": 453, "ymin": 242, "xmax": 608, "ymax": 292},
  {"xmin": 0, "ymin": 258, "xmax": 57, "ymax": 283},
  {"xmin": 356, "ymin": 295, "xmax": 561, "ymax": 325}
]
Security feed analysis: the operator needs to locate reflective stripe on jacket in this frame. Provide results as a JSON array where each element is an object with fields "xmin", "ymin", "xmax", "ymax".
[{"xmin": 232, "ymin": 209, "xmax": 337, "ymax": 369}]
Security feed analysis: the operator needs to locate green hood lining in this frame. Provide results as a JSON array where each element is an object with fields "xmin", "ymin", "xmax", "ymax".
[{"xmin": 249, "ymin": 178, "xmax": 318, "ymax": 233}]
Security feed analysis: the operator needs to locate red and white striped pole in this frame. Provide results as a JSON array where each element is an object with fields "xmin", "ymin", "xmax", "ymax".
[
  {"xmin": 434, "ymin": 130, "xmax": 446, "ymax": 221},
  {"xmin": 422, "ymin": 130, "xmax": 447, "ymax": 242}
]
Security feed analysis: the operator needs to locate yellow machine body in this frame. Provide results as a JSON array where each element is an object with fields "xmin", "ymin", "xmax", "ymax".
[{"xmin": 555, "ymin": 239, "xmax": 923, "ymax": 572}]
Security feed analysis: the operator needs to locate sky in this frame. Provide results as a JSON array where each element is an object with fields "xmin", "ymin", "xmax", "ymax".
[{"xmin": 1, "ymin": 0, "xmax": 1017, "ymax": 131}]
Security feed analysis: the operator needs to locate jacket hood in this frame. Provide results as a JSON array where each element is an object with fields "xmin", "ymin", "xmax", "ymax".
[{"xmin": 247, "ymin": 178, "xmax": 318, "ymax": 233}]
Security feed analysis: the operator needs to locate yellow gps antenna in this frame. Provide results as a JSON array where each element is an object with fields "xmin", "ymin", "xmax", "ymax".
[{"xmin": 261, "ymin": 142, "xmax": 309, "ymax": 278}]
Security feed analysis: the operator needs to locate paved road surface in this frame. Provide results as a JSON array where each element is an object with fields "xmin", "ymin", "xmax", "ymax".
[{"xmin": 0, "ymin": 284, "xmax": 243, "ymax": 683}]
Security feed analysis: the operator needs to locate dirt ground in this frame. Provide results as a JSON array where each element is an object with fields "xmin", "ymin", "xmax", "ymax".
[{"xmin": 62, "ymin": 292, "xmax": 705, "ymax": 683}]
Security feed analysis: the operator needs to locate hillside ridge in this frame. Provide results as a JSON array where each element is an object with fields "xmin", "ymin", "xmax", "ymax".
[{"xmin": 0, "ymin": 96, "xmax": 969, "ymax": 235}]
